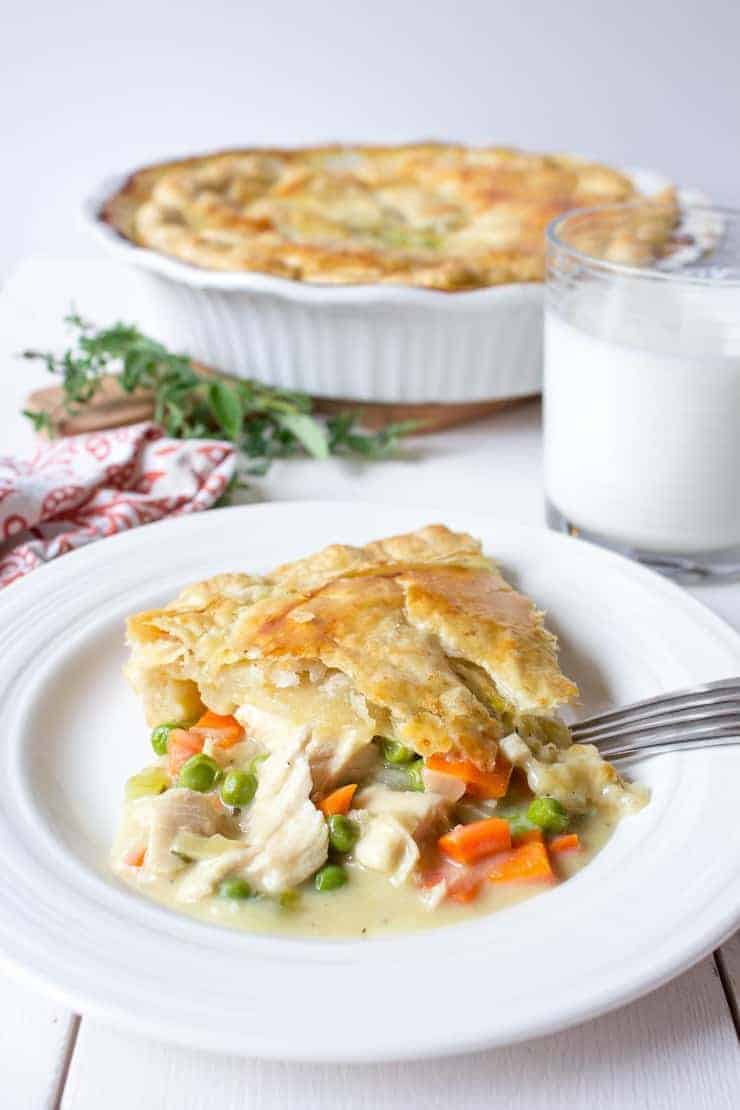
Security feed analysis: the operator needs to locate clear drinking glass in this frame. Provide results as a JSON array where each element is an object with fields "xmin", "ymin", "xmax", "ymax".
[{"xmin": 544, "ymin": 203, "xmax": 740, "ymax": 581}]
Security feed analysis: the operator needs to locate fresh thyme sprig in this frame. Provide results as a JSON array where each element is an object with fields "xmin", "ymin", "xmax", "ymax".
[{"xmin": 21, "ymin": 314, "xmax": 416, "ymax": 475}]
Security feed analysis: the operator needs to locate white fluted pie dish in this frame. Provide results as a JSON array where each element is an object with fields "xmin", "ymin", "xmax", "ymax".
[{"xmin": 84, "ymin": 167, "xmax": 686, "ymax": 404}]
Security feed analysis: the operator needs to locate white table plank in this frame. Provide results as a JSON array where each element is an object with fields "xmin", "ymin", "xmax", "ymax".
[
  {"xmin": 0, "ymin": 975, "xmax": 77, "ymax": 1110},
  {"xmin": 61, "ymin": 957, "xmax": 737, "ymax": 1110}
]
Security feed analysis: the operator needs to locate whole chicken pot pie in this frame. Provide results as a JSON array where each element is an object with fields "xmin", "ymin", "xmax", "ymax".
[
  {"xmin": 101, "ymin": 144, "xmax": 677, "ymax": 290},
  {"xmin": 114, "ymin": 525, "xmax": 647, "ymax": 936}
]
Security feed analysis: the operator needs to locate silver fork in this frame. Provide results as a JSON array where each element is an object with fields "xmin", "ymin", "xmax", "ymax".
[{"xmin": 569, "ymin": 677, "xmax": 740, "ymax": 761}]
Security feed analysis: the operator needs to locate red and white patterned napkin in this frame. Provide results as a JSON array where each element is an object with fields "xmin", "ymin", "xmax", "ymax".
[{"xmin": 0, "ymin": 422, "xmax": 236, "ymax": 588}]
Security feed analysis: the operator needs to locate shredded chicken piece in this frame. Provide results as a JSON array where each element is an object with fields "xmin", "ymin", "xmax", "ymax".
[
  {"xmin": 353, "ymin": 814, "xmax": 420, "ymax": 886},
  {"xmin": 237, "ymin": 694, "xmax": 379, "ymax": 797},
  {"xmin": 352, "ymin": 784, "xmax": 453, "ymax": 842},
  {"xmin": 177, "ymin": 850, "xmax": 252, "ymax": 902},
  {"xmin": 421, "ymin": 767, "xmax": 466, "ymax": 802},
  {"xmin": 238, "ymin": 734, "xmax": 328, "ymax": 893},
  {"xmin": 349, "ymin": 784, "xmax": 454, "ymax": 887},
  {"xmin": 133, "ymin": 788, "xmax": 229, "ymax": 877}
]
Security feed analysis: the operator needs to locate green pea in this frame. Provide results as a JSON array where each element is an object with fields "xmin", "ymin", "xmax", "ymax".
[
  {"xmin": 527, "ymin": 796, "xmax": 569, "ymax": 834},
  {"xmin": 150, "ymin": 719, "xmax": 196, "ymax": 756},
  {"xmin": 406, "ymin": 759, "xmax": 425, "ymax": 792},
  {"xmin": 150, "ymin": 724, "xmax": 175, "ymax": 756},
  {"xmin": 125, "ymin": 766, "xmax": 170, "ymax": 800},
  {"xmin": 381, "ymin": 739, "xmax": 416, "ymax": 765},
  {"xmin": 218, "ymin": 876, "xmax": 253, "ymax": 900},
  {"xmin": 220, "ymin": 770, "xmax": 257, "ymax": 807},
  {"xmin": 178, "ymin": 754, "xmax": 221, "ymax": 792},
  {"xmin": 249, "ymin": 753, "xmax": 269, "ymax": 774},
  {"xmin": 314, "ymin": 864, "xmax": 348, "ymax": 892},
  {"xmin": 279, "ymin": 890, "xmax": 301, "ymax": 910},
  {"xmin": 327, "ymin": 814, "xmax": 358, "ymax": 853}
]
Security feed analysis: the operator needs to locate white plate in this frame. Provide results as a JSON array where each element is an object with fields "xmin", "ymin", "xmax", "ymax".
[{"xmin": 1, "ymin": 501, "xmax": 739, "ymax": 1061}]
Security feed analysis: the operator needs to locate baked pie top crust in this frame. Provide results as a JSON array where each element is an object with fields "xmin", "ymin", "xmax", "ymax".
[
  {"xmin": 126, "ymin": 525, "xmax": 578, "ymax": 769},
  {"xmin": 102, "ymin": 144, "xmax": 675, "ymax": 291}
]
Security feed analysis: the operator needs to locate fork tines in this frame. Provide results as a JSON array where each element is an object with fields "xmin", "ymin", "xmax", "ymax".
[{"xmin": 570, "ymin": 677, "xmax": 740, "ymax": 759}]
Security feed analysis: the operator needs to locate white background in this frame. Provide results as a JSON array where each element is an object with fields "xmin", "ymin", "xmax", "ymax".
[{"xmin": 3, "ymin": 0, "xmax": 739, "ymax": 277}]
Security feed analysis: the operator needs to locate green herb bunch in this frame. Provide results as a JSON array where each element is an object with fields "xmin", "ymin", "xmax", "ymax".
[{"xmin": 22, "ymin": 314, "xmax": 415, "ymax": 477}]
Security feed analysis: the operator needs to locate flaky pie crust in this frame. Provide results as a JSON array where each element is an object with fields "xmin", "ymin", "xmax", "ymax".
[
  {"xmin": 126, "ymin": 525, "xmax": 577, "ymax": 769},
  {"xmin": 102, "ymin": 143, "xmax": 675, "ymax": 291}
]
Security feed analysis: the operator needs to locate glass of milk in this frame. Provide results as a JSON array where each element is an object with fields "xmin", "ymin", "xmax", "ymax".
[{"xmin": 544, "ymin": 204, "xmax": 740, "ymax": 579}]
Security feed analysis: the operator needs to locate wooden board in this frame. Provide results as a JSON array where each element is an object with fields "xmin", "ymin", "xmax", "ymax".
[{"xmin": 24, "ymin": 369, "xmax": 535, "ymax": 438}]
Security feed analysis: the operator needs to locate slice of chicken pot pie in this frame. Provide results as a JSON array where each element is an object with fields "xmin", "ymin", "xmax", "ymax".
[{"xmin": 113, "ymin": 526, "xmax": 646, "ymax": 934}]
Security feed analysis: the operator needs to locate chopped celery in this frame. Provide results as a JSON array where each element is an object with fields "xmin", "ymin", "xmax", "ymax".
[
  {"xmin": 171, "ymin": 831, "xmax": 245, "ymax": 861},
  {"xmin": 125, "ymin": 766, "xmax": 169, "ymax": 800},
  {"xmin": 495, "ymin": 803, "xmax": 536, "ymax": 838},
  {"xmin": 381, "ymin": 739, "xmax": 416, "ymax": 765},
  {"xmin": 406, "ymin": 759, "xmax": 425, "ymax": 792},
  {"xmin": 279, "ymin": 890, "xmax": 301, "ymax": 910}
]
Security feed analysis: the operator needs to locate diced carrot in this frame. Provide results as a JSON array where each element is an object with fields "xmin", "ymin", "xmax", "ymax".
[
  {"xmin": 167, "ymin": 728, "xmax": 204, "ymax": 775},
  {"xmin": 211, "ymin": 733, "xmax": 245, "ymax": 751},
  {"xmin": 448, "ymin": 879, "xmax": 481, "ymax": 904},
  {"xmin": 417, "ymin": 867, "xmax": 446, "ymax": 890},
  {"xmin": 512, "ymin": 828, "xmax": 544, "ymax": 847},
  {"xmin": 419, "ymin": 858, "xmax": 492, "ymax": 904},
  {"xmin": 549, "ymin": 833, "xmax": 581, "ymax": 854},
  {"xmin": 193, "ymin": 710, "xmax": 242, "ymax": 734},
  {"xmin": 318, "ymin": 783, "xmax": 357, "ymax": 817},
  {"xmin": 488, "ymin": 840, "xmax": 555, "ymax": 885},
  {"xmin": 438, "ymin": 817, "xmax": 512, "ymax": 865},
  {"xmin": 122, "ymin": 845, "xmax": 146, "ymax": 868},
  {"xmin": 192, "ymin": 711, "xmax": 244, "ymax": 747},
  {"xmin": 426, "ymin": 752, "xmax": 512, "ymax": 800}
]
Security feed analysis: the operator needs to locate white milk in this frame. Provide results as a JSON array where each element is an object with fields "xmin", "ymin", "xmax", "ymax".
[{"xmin": 544, "ymin": 281, "xmax": 740, "ymax": 554}]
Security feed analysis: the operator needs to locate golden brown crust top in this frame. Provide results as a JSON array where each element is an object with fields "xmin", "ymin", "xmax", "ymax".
[
  {"xmin": 102, "ymin": 144, "xmax": 674, "ymax": 291},
  {"xmin": 397, "ymin": 565, "xmax": 577, "ymax": 711},
  {"xmin": 246, "ymin": 574, "xmax": 501, "ymax": 765},
  {"xmin": 268, "ymin": 523, "xmax": 488, "ymax": 592},
  {"xmin": 126, "ymin": 525, "xmax": 578, "ymax": 767}
]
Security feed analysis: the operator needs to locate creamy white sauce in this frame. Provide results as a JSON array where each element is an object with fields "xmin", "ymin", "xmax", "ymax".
[{"xmin": 115, "ymin": 808, "xmax": 615, "ymax": 938}]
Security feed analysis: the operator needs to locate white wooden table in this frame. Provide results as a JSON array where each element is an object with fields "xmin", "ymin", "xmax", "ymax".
[{"xmin": 1, "ymin": 261, "xmax": 738, "ymax": 1109}]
